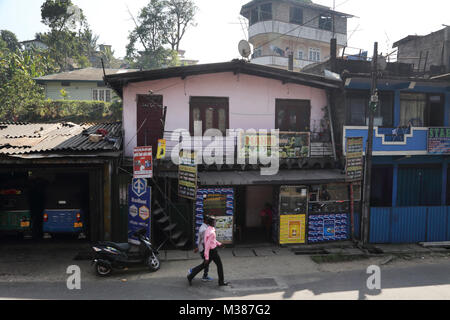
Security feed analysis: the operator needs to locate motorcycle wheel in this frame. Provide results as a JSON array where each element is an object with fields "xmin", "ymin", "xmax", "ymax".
[
  {"xmin": 95, "ymin": 263, "xmax": 112, "ymax": 277},
  {"xmin": 148, "ymin": 255, "xmax": 160, "ymax": 272}
]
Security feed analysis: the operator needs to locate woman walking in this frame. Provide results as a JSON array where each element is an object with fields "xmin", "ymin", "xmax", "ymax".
[{"xmin": 187, "ymin": 216, "xmax": 229, "ymax": 287}]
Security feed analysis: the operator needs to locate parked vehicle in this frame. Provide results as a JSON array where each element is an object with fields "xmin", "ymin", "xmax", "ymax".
[
  {"xmin": 43, "ymin": 209, "xmax": 84, "ymax": 236},
  {"xmin": 0, "ymin": 210, "xmax": 32, "ymax": 234},
  {"xmin": 91, "ymin": 228, "xmax": 160, "ymax": 277}
]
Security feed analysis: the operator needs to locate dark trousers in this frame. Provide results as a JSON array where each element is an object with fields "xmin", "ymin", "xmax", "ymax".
[
  {"xmin": 189, "ymin": 248, "xmax": 224, "ymax": 284},
  {"xmin": 200, "ymin": 251, "xmax": 209, "ymax": 278}
]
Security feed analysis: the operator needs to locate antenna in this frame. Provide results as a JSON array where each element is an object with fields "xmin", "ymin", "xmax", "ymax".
[{"xmin": 238, "ymin": 40, "xmax": 251, "ymax": 59}]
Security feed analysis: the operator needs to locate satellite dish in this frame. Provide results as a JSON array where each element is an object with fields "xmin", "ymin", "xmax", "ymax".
[{"xmin": 238, "ymin": 40, "xmax": 251, "ymax": 59}]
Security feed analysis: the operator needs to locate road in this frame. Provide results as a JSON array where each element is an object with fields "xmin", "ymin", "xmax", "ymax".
[{"xmin": 1, "ymin": 245, "xmax": 450, "ymax": 300}]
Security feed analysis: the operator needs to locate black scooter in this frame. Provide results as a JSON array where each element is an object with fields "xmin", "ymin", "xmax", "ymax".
[{"xmin": 92, "ymin": 228, "xmax": 161, "ymax": 277}]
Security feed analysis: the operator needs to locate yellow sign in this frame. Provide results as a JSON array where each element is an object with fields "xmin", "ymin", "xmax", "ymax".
[
  {"xmin": 157, "ymin": 139, "xmax": 166, "ymax": 160},
  {"xmin": 279, "ymin": 215, "xmax": 306, "ymax": 244}
]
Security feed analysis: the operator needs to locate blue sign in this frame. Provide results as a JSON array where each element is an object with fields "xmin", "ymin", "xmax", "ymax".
[
  {"xmin": 308, "ymin": 213, "xmax": 350, "ymax": 243},
  {"xmin": 128, "ymin": 179, "xmax": 151, "ymax": 245}
]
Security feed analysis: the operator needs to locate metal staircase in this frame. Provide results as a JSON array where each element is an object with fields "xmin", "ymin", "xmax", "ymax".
[{"xmin": 152, "ymin": 197, "xmax": 189, "ymax": 250}]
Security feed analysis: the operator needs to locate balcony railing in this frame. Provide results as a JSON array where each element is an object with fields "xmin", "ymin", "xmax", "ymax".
[{"xmin": 158, "ymin": 130, "xmax": 334, "ymax": 165}]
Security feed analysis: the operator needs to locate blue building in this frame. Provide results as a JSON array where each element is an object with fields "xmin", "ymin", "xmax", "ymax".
[{"xmin": 305, "ymin": 52, "xmax": 450, "ymax": 243}]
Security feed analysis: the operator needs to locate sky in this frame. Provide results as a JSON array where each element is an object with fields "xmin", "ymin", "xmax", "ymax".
[{"xmin": 0, "ymin": 0, "xmax": 449, "ymax": 64}]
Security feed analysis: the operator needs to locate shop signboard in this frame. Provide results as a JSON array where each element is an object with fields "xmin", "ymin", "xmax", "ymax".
[
  {"xmin": 133, "ymin": 146, "xmax": 153, "ymax": 178},
  {"xmin": 237, "ymin": 132, "xmax": 310, "ymax": 159},
  {"xmin": 128, "ymin": 178, "xmax": 151, "ymax": 245},
  {"xmin": 278, "ymin": 186, "xmax": 308, "ymax": 244},
  {"xmin": 428, "ymin": 128, "xmax": 450, "ymax": 154},
  {"xmin": 345, "ymin": 137, "xmax": 363, "ymax": 181},
  {"xmin": 178, "ymin": 150, "xmax": 197, "ymax": 200},
  {"xmin": 195, "ymin": 188, "xmax": 234, "ymax": 245}
]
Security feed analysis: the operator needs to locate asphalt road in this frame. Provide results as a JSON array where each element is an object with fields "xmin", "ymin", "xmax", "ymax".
[{"xmin": 1, "ymin": 260, "xmax": 450, "ymax": 300}]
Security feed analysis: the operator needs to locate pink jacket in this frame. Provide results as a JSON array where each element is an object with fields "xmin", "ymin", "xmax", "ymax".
[{"xmin": 204, "ymin": 226, "xmax": 222, "ymax": 261}]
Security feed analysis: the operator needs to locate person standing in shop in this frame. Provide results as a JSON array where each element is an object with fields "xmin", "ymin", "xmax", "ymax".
[{"xmin": 187, "ymin": 216, "xmax": 229, "ymax": 287}]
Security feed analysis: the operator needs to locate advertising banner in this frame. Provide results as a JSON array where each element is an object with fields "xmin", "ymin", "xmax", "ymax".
[
  {"xmin": 279, "ymin": 215, "xmax": 306, "ymax": 244},
  {"xmin": 195, "ymin": 188, "xmax": 234, "ymax": 244},
  {"xmin": 133, "ymin": 146, "xmax": 153, "ymax": 178},
  {"xmin": 157, "ymin": 139, "xmax": 166, "ymax": 160},
  {"xmin": 178, "ymin": 150, "xmax": 197, "ymax": 200},
  {"xmin": 237, "ymin": 131, "xmax": 310, "ymax": 159},
  {"xmin": 428, "ymin": 128, "xmax": 450, "ymax": 154},
  {"xmin": 128, "ymin": 178, "xmax": 151, "ymax": 245},
  {"xmin": 307, "ymin": 214, "xmax": 350, "ymax": 243},
  {"xmin": 346, "ymin": 137, "xmax": 363, "ymax": 181}
]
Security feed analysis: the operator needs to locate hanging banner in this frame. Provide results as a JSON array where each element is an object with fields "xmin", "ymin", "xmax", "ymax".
[
  {"xmin": 237, "ymin": 131, "xmax": 310, "ymax": 159},
  {"xmin": 157, "ymin": 139, "xmax": 167, "ymax": 160},
  {"xmin": 307, "ymin": 214, "xmax": 350, "ymax": 243},
  {"xmin": 195, "ymin": 188, "xmax": 234, "ymax": 245},
  {"xmin": 128, "ymin": 178, "xmax": 151, "ymax": 245},
  {"xmin": 346, "ymin": 137, "xmax": 363, "ymax": 181},
  {"xmin": 178, "ymin": 150, "xmax": 197, "ymax": 200},
  {"xmin": 133, "ymin": 146, "xmax": 153, "ymax": 178}
]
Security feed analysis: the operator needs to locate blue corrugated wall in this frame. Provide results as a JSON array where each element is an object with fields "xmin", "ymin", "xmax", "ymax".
[{"xmin": 370, "ymin": 207, "xmax": 450, "ymax": 243}]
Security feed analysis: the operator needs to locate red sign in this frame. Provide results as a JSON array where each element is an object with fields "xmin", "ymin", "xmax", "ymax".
[{"xmin": 133, "ymin": 146, "xmax": 153, "ymax": 178}]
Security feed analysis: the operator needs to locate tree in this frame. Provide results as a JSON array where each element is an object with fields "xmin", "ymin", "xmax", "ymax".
[
  {"xmin": 166, "ymin": 0, "xmax": 197, "ymax": 52},
  {"xmin": 0, "ymin": 30, "xmax": 21, "ymax": 52},
  {"xmin": 0, "ymin": 49, "xmax": 57, "ymax": 121},
  {"xmin": 126, "ymin": 0, "xmax": 197, "ymax": 70},
  {"xmin": 40, "ymin": 0, "xmax": 89, "ymax": 71}
]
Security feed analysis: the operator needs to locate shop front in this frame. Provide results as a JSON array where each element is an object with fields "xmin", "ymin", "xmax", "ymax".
[{"xmin": 193, "ymin": 170, "xmax": 358, "ymax": 246}]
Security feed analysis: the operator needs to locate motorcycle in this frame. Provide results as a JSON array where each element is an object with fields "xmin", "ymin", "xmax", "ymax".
[{"xmin": 91, "ymin": 228, "xmax": 161, "ymax": 277}]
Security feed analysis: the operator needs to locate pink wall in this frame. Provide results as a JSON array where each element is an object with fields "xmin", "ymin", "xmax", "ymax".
[{"xmin": 123, "ymin": 72, "xmax": 328, "ymax": 157}]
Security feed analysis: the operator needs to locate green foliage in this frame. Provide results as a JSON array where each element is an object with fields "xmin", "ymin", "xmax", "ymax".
[
  {"xmin": 126, "ymin": 0, "xmax": 197, "ymax": 70},
  {"xmin": 0, "ymin": 48, "xmax": 57, "ymax": 122},
  {"xmin": 33, "ymin": 100, "xmax": 122, "ymax": 123},
  {"xmin": 0, "ymin": 30, "xmax": 21, "ymax": 52}
]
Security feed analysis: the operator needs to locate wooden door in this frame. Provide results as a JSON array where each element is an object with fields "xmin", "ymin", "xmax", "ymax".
[{"xmin": 137, "ymin": 95, "xmax": 164, "ymax": 155}]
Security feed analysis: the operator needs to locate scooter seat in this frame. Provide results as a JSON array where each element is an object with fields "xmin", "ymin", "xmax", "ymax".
[{"xmin": 100, "ymin": 242, "xmax": 131, "ymax": 252}]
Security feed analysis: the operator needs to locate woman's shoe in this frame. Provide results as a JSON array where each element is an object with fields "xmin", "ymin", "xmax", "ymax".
[{"xmin": 219, "ymin": 281, "xmax": 229, "ymax": 286}]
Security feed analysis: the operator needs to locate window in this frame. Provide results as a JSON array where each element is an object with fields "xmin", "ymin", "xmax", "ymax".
[
  {"xmin": 309, "ymin": 48, "xmax": 321, "ymax": 62},
  {"xmin": 319, "ymin": 14, "xmax": 332, "ymax": 31},
  {"xmin": 346, "ymin": 91, "xmax": 394, "ymax": 127},
  {"xmin": 290, "ymin": 7, "xmax": 303, "ymax": 24},
  {"xmin": 61, "ymin": 81, "xmax": 71, "ymax": 87},
  {"xmin": 260, "ymin": 3, "xmax": 272, "ymax": 21},
  {"xmin": 190, "ymin": 97, "xmax": 229, "ymax": 135},
  {"xmin": 249, "ymin": 3, "xmax": 272, "ymax": 25},
  {"xmin": 276, "ymin": 99, "xmax": 311, "ymax": 132},
  {"xmin": 298, "ymin": 50, "xmax": 304, "ymax": 60},
  {"xmin": 250, "ymin": 7, "xmax": 259, "ymax": 25},
  {"xmin": 93, "ymin": 89, "xmax": 112, "ymax": 102},
  {"xmin": 400, "ymin": 93, "xmax": 426, "ymax": 126}
]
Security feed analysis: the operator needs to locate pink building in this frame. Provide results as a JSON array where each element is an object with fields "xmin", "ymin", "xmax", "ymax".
[{"xmin": 106, "ymin": 60, "xmax": 350, "ymax": 248}]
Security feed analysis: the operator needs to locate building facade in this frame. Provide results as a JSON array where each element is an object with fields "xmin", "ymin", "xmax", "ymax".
[
  {"xmin": 240, "ymin": 0, "xmax": 352, "ymax": 71},
  {"xmin": 34, "ymin": 68, "xmax": 136, "ymax": 101},
  {"xmin": 393, "ymin": 26, "xmax": 450, "ymax": 76},
  {"xmin": 106, "ymin": 60, "xmax": 361, "ymax": 248}
]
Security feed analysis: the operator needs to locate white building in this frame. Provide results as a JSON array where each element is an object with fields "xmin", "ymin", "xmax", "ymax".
[{"xmin": 240, "ymin": 0, "xmax": 353, "ymax": 71}]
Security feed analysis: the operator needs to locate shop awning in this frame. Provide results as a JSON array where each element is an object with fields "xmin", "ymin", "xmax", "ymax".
[{"xmin": 197, "ymin": 169, "xmax": 347, "ymax": 186}]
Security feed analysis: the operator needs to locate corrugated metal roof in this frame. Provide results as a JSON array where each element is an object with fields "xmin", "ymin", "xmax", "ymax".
[
  {"xmin": 34, "ymin": 67, "xmax": 139, "ymax": 82},
  {"xmin": 0, "ymin": 122, "xmax": 122, "ymax": 155}
]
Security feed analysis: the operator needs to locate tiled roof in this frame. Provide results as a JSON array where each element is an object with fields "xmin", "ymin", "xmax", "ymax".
[{"xmin": 0, "ymin": 122, "xmax": 122, "ymax": 156}]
